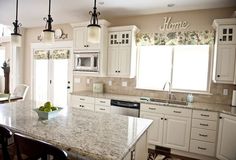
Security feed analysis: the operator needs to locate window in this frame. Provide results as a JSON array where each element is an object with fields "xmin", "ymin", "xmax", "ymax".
[{"xmin": 136, "ymin": 45, "xmax": 210, "ymax": 93}]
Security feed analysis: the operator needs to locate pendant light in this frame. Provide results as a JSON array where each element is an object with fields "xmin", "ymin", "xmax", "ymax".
[
  {"xmin": 87, "ymin": 0, "xmax": 101, "ymax": 44},
  {"xmin": 11, "ymin": 0, "xmax": 22, "ymax": 47},
  {"xmin": 43, "ymin": 0, "xmax": 55, "ymax": 43}
]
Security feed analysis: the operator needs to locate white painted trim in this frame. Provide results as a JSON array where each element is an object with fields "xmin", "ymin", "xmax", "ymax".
[{"xmin": 30, "ymin": 41, "xmax": 73, "ymax": 101}]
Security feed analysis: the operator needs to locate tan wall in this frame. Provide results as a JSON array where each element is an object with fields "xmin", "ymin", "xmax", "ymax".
[
  {"xmin": 74, "ymin": 7, "xmax": 236, "ymax": 105},
  {"xmin": 23, "ymin": 7, "xmax": 236, "ymax": 104},
  {"xmin": 23, "ymin": 23, "xmax": 73, "ymax": 99}
]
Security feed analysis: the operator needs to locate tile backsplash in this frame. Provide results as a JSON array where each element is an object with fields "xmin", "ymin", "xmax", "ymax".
[{"xmin": 73, "ymin": 76, "xmax": 236, "ymax": 105}]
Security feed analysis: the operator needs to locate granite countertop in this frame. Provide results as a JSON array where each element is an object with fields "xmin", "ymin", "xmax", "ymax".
[
  {"xmin": 71, "ymin": 91, "xmax": 236, "ymax": 116},
  {"xmin": 0, "ymin": 100, "xmax": 152, "ymax": 160}
]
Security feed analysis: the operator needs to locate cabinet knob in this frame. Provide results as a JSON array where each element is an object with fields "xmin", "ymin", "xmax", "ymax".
[
  {"xmin": 118, "ymin": 71, "xmax": 120, "ymax": 73},
  {"xmin": 217, "ymin": 75, "xmax": 220, "ymax": 78},
  {"xmin": 87, "ymin": 45, "xmax": 89, "ymax": 47},
  {"xmin": 115, "ymin": 71, "xmax": 118, "ymax": 73},
  {"xmin": 119, "ymin": 42, "xmax": 121, "ymax": 44},
  {"xmin": 164, "ymin": 118, "xmax": 167, "ymax": 120},
  {"xmin": 161, "ymin": 118, "xmax": 164, "ymax": 120},
  {"xmin": 219, "ymin": 116, "xmax": 222, "ymax": 119},
  {"xmin": 219, "ymin": 39, "xmax": 222, "ymax": 41},
  {"xmin": 84, "ymin": 45, "xmax": 86, "ymax": 47}
]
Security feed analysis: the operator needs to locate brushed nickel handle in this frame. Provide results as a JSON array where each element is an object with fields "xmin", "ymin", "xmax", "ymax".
[{"xmin": 200, "ymin": 123, "xmax": 209, "ymax": 126}]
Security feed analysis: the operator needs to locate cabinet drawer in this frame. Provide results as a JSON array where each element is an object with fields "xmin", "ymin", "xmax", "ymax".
[
  {"xmin": 191, "ymin": 128, "xmax": 216, "ymax": 143},
  {"xmin": 164, "ymin": 107, "xmax": 192, "ymax": 118},
  {"xmin": 95, "ymin": 98, "xmax": 110, "ymax": 106},
  {"xmin": 77, "ymin": 96, "xmax": 95, "ymax": 104},
  {"xmin": 74, "ymin": 102, "xmax": 94, "ymax": 111},
  {"xmin": 193, "ymin": 110, "xmax": 218, "ymax": 121},
  {"xmin": 192, "ymin": 119, "xmax": 217, "ymax": 130},
  {"xmin": 141, "ymin": 103, "xmax": 165, "ymax": 113},
  {"xmin": 190, "ymin": 140, "xmax": 215, "ymax": 157},
  {"xmin": 95, "ymin": 105, "xmax": 110, "ymax": 113}
]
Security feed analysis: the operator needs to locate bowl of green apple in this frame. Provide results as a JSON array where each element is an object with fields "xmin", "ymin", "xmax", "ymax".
[{"xmin": 34, "ymin": 101, "xmax": 63, "ymax": 120}]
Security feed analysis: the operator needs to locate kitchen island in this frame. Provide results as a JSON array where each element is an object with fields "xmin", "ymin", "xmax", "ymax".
[{"xmin": 0, "ymin": 101, "xmax": 152, "ymax": 160}]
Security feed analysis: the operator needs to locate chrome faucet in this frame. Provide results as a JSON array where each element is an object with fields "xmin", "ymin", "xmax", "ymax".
[{"xmin": 163, "ymin": 81, "xmax": 172, "ymax": 101}]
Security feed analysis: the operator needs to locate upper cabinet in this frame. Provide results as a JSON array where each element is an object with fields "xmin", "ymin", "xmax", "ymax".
[
  {"xmin": 73, "ymin": 27, "xmax": 99, "ymax": 51},
  {"xmin": 71, "ymin": 20, "xmax": 110, "ymax": 76},
  {"xmin": 107, "ymin": 26, "xmax": 139, "ymax": 78},
  {"xmin": 212, "ymin": 18, "xmax": 236, "ymax": 84}
]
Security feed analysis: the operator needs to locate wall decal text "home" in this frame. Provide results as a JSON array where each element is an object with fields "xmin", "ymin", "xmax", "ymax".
[{"xmin": 160, "ymin": 17, "xmax": 190, "ymax": 31}]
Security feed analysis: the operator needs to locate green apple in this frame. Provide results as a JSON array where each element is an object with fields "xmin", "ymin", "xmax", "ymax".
[
  {"xmin": 51, "ymin": 106, "xmax": 58, "ymax": 111},
  {"xmin": 43, "ymin": 107, "xmax": 52, "ymax": 112},
  {"xmin": 44, "ymin": 101, "xmax": 52, "ymax": 108},
  {"xmin": 39, "ymin": 106, "xmax": 45, "ymax": 111}
]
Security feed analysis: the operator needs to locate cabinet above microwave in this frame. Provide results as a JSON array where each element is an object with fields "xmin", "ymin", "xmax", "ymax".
[{"xmin": 71, "ymin": 20, "xmax": 110, "ymax": 76}]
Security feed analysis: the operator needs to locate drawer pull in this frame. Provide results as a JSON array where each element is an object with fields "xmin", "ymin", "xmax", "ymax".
[
  {"xmin": 99, "ymin": 101, "xmax": 106, "ymax": 103},
  {"xmin": 200, "ymin": 123, "xmax": 209, "ymax": 126},
  {"xmin": 99, "ymin": 108, "xmax": 106, "ymax": 111},
  {"xmin": 149, "ymin": 107, "xmax": 156, "ymax": 110},
  {"xmin": 198, "ymin": 147, "xmax": 207, "ymax": 150},
  {"xmin": 173, "ymin": 111, "xmax": 182, "ymax": 113},
  {"xmin": 80, "ymin": 98, "xmax": 85, "ymax": 101},
  {"xmin": 199, "ymin": 133, "xmax": 208, "ymax": 137},
  {"xmin": 200, "ymin": 114, "xmax": 209, "ymax": 117}
]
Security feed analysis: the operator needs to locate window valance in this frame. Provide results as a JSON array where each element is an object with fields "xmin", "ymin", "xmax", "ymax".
[
  {"xmin": 34, "ymin": 49, "xmax": 70, "ymax": 60},
  {"xmin": 136, "ymin": 30, "xmax": 215, "ymax": 46}
]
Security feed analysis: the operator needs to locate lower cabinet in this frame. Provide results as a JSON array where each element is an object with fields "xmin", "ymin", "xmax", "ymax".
[
  {"xmin": 217, "ymin": 113, "xmax": 236, "ymax": 160},
  {"xmin": 163, "ymin": 115, "xmax": 191, "ymax": 151},
  {"xmin": 140, "ymin": 104, "xmax": 192, "ymax": 152},
  {"xmin": 71, "ymin": 95, "xmax": 95, "ymax": 111}
]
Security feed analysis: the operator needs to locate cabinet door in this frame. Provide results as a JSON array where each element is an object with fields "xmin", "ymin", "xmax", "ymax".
[
  {"xmin": 163, "ymin": 115, "xmax": 191, "ymax": 151},
  {"xmin": 218, "ymin": 25, "xmax": 236, "ymax": 45},
  {"xmin": 120, "ymin": 31, "xmax": 131, "ymax": 46},
  {"xmin": 73, "ymin": 27, "xmax": 99, "ymax": 50},
  {"xmin": 108, "ymin": 47, "xmax": 119, "ymax": 76},
  {"xmin": 215, "ymin": 45, "xmax": 236, "ymax": 83},
  {"xmin": 217, "ymin": 114, "xmax": 236, "ymax": 160},
  {"xmin": 118, "ymin": 46, "xmax": 131, "ymax": 77},
  {"xmin": 74, "ymin": 27, "xmax": 86, "ymax": 50},
  {"xmin": 108, "ymin": 32, "xmax": 119, "ymax": 47},
  {"xmin": 140, "ymin": 112, "xmax": 164, "ymax": 146}
]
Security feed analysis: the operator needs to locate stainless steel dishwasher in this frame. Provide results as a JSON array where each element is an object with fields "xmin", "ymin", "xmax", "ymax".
[{"xmin": 110, "ymin": 99, "xmax": 140, "ymax": 117}]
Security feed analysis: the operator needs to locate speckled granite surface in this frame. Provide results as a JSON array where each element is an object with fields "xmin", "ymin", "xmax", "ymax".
[
  {"xmin": 71, "ymin": 91, "xmax": 236, "ymax": 116},
  {"xmin": 0, "ymin": 101, "xmax": 152, "ymax": 160}
]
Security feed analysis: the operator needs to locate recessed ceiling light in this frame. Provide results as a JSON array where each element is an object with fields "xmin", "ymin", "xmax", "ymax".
[{"xmin": 167, "ymin": 4, "xmax": 175, "ymax": 7}]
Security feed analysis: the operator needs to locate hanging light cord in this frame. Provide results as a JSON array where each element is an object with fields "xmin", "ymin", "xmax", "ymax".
[
  {"xmin": 44, "ymin": 0, "xmax": 53, "ymax": 32},
  {"xmin": 12, "ymin": 0, "xmax": 21, "ymax": 35},
  {"xmin": 89, "ymin": 0, "xmax": 100, "ymax": 26}
]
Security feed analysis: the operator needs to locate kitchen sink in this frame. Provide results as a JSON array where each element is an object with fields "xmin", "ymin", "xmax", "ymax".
[
  {"xmin": 141, "ymin": 97, "xmax": 188, "ymax": 106},
  {"xmin": 168, "ymin": 100, "xmax": 188, "ymax": 106}
]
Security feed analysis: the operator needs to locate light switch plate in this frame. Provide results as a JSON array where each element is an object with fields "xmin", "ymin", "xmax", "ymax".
[
  {"xmin": 223, "ymin": 89, "xmax": 228, "ymax": 96},
  {"xmin": 122, "ymin": 81, "xmax": 127, "ymax": 87},
  {"xmin": 108, "ymin": 80, "xmax": 112, "ymax": 86}
]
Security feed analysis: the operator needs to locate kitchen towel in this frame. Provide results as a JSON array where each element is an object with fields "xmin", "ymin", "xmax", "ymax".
[{"xmin": 232, "ymin": 90, "xmax": 236, "ymax": 106}]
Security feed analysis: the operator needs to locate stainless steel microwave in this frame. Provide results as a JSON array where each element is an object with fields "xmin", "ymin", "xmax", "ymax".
[{"xmin": 74, "ymin": 52, "xmax": 99, "ymax": 72}]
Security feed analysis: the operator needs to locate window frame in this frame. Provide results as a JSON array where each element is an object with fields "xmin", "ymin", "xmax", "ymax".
[{"xmin": 136, "ymin": 45, "xmax": 213, "ymax": 94}]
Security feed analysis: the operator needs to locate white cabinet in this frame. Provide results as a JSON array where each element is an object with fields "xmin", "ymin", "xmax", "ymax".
[
  {"xmin": 190, "ymin": 110, "xmax": 218, "ymax": 157},
  {"xmin": 215, "ymin": 45, "xmax": 236, "ymax": 83},
  {"xmin": 94, "ymin": 98, "xmax": 111, "ymax": 113},
  {"xmin": 163, "ymin": 115, "xmax": 191, "ymax": 151},
  {"xmin": 107, "ymin": 26, "xmax": 139, "ymax": 78},
  {"xmin": 140, "ymin": 112, "xmax": 164, "ymax": 146},
  {"xmin": 140, "ymin": 103, "xmax": 192, "ymax": 152},
  {"xmin": 218, "ymin": 25, "xmax": 236, "ymax": 44},
  {"xmin": 71, "ymin": 20, "xmax": 110, "ymax": 76},
  {"xmin": 212, "ymin": 18, "xmax": 236, "ymax": 84},
  {"xmin": 217, "ymin": 113, "xmax": 236, "ymax": 160},
  {"xmin": 73, "ymin": 27, "xmax": 99, "ymax": 51},
  {"xmin": 70, "ymin": 95, "xmax": 95, "ymax": 111}
]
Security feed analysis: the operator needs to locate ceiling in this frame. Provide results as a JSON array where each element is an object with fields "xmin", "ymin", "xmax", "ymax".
[{"xmin": 0, "ymin": 0, "xmax": 235, "ymax": 28}]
